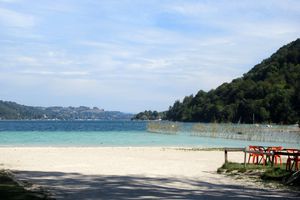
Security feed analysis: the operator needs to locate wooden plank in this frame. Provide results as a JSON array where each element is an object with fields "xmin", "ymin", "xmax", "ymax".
[
  {"xmin": 244, "ymin": 150, "xmax": 273, "ymax": 156},
  {"xmin": 223, "ymin": 147, "xmax": 245, "ymax": 164},
  {"xmin": 224, "ymin": 148, "xmax": 245, "ymax": 152},
  {"xmin": 274, "ymin": 152, "xmax": 300, "ymax": 156},
  {"xmin": 271, "ymin": 154, "xmax": 275, "ymax": 167},
  {"xmin": 244, "ymin": 151, "xmax": 247, "ymax": 168},
  {"xmin": 225, "ymin": 150, "xmax": 228, "ymax": 163}
]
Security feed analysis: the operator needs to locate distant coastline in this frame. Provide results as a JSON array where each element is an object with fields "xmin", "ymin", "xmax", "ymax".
[{"xmin": 0, "ymin": 100, "xmax": 133, "ymax": 121}]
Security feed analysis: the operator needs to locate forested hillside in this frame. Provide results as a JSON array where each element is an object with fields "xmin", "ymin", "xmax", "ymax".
[
  {"xmin": 0, "ymin": 100, "xmax": 133, "ymax": 120},
  {"xmin": 131, "ymin": 110, "xmax": 166, "ymax": 120},
  {"xmin": 166, "ymin": 39, "xmax": 300, "ymax": 124}
]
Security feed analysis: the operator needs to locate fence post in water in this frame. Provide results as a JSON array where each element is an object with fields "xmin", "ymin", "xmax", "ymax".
[{"xmin": 225, "ymin": 149, "xmax": 228, "ymax": 164}]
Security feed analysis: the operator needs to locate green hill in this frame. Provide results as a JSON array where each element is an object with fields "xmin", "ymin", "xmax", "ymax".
[
  {"xmin": 131, "ymin": 110, "xmax": 166, "ymax": 121},
  {"xmin": 0, "ymin": 100, "xmax": 133, "ymax": 120},
  {"xmin": 165, "ymin": 39, "xmax": 300, "ymax": 124},
  {"xmin": 0, "ymin": 101, "xmax": 44, "ymax": 119}
]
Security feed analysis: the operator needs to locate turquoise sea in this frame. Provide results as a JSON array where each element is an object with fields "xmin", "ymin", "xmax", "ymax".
[{"xmin": 0, "ymin": 121, "xmax": 298, "ymax": 148}]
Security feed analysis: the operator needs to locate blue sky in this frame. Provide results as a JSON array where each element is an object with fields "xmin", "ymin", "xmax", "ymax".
[{"xmin": 0, "ymin": 0, "xmax": 299, "ymax": 113}]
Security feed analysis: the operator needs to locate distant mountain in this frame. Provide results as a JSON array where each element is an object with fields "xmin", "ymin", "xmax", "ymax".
[
  {"xmin": 0, "ymin": 100, "xmax": 133, "ymax": 120},
  {"xmin": 163, "ymin": 39, "xmax": 300, "ymax": 124}
]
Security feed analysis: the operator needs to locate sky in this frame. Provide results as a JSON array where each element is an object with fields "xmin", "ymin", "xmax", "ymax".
[{"xmin": 0, "ymin": 0, "xmax": 299, "ymax": 113}]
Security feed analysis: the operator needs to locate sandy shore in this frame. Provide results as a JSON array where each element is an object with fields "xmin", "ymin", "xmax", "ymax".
[{"xmin": 0, "ymin": 147, "xmax": 299, "ymax": 199}]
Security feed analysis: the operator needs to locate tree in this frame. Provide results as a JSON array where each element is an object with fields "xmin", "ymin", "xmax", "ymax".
[{"xmin": 164, "ymin": 38, "xmax": 300, "ymax": 124}]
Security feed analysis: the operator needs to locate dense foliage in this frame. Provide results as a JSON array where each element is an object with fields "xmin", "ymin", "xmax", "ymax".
[
  {"xmin": 0, "ymin": 170, "xmax": 50, "ymax": 200},
  {"xmin": 132, "ymin": 110, "xmax": 165, "ymax": 120},
  {"xmin": 166, "ymin": 39, "xmax": 300, "ymax": 124},
  {"xmin": 0, "ymin": 101, "xmax": 44, "ymax": 119},
  {"xmin": 217, "ymin": 162, "xmax": 298, "ymax": 186},
  {"xmin": 0, "ymin": 101, "xmax": 133, "ymax": 120}
]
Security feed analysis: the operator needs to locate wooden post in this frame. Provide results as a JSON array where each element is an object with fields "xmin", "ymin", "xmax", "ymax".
[
  {"xmin": 295, "ymin": 155, "xmax": 299, "ymax": 171},
  {"xmin": 244, "ymin": 150, "xmax": 247, "ymax": 168},
  {"xmin": 271, "ymin": 153, "xmax": 275, "ymax": 167},
  {"xmin": 225, "ymin": 149, "xmax": 228, "ymax": 164}
]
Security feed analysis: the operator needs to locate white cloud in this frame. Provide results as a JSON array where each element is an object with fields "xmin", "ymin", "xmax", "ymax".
[
  {"xmin": 235, "ymin": 22, "xmax": 300, "ymax": 38},
  {"xmin": 167, "ymin": 2, "xmax": 218, "ymax": 16},
  {"xmin": 0, "ymin": 0, "xmax": 21, "ymax": 3},
  {"xmin": 0, "ymin": 0, "xmax": 299, "ymax": 112},
  {"xmin": 16, "ymin": 56, "xmax": 38, "ymax": 65},
  {"xmin": 19, "ymin": 70, "xmax": 89, "ymax": 77},
  {"xmin": 0, "ymin": 7, "xmax": 36, "ymax": 27}
]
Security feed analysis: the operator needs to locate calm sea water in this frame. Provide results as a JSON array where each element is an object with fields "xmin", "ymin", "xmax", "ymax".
[{"xmin": 0, "ymin": 121, "xmax": 297, "ymax": 148}]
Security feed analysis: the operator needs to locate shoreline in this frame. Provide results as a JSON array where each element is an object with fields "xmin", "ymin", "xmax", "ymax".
[
  {"xmin": 1, "ymin": 147, "xmax": 299, "ymax": 199},
  {"xmin": 0, "ymin": 147, "xmax": 243, "ymax": 175},
  {"xmin": 0, "ymin": 146, "xmax": 225, "ymax": 150}
]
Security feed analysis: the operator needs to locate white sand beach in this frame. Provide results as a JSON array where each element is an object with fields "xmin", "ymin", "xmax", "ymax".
[{"xmin": 0, "ymin": 147, "xmax": 299, "ymax": 199}]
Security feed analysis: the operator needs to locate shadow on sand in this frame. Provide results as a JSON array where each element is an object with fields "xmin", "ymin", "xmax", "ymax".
[{"xmin": 13, "ymin": 170, "xmax": 300, "ymax": 200}]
